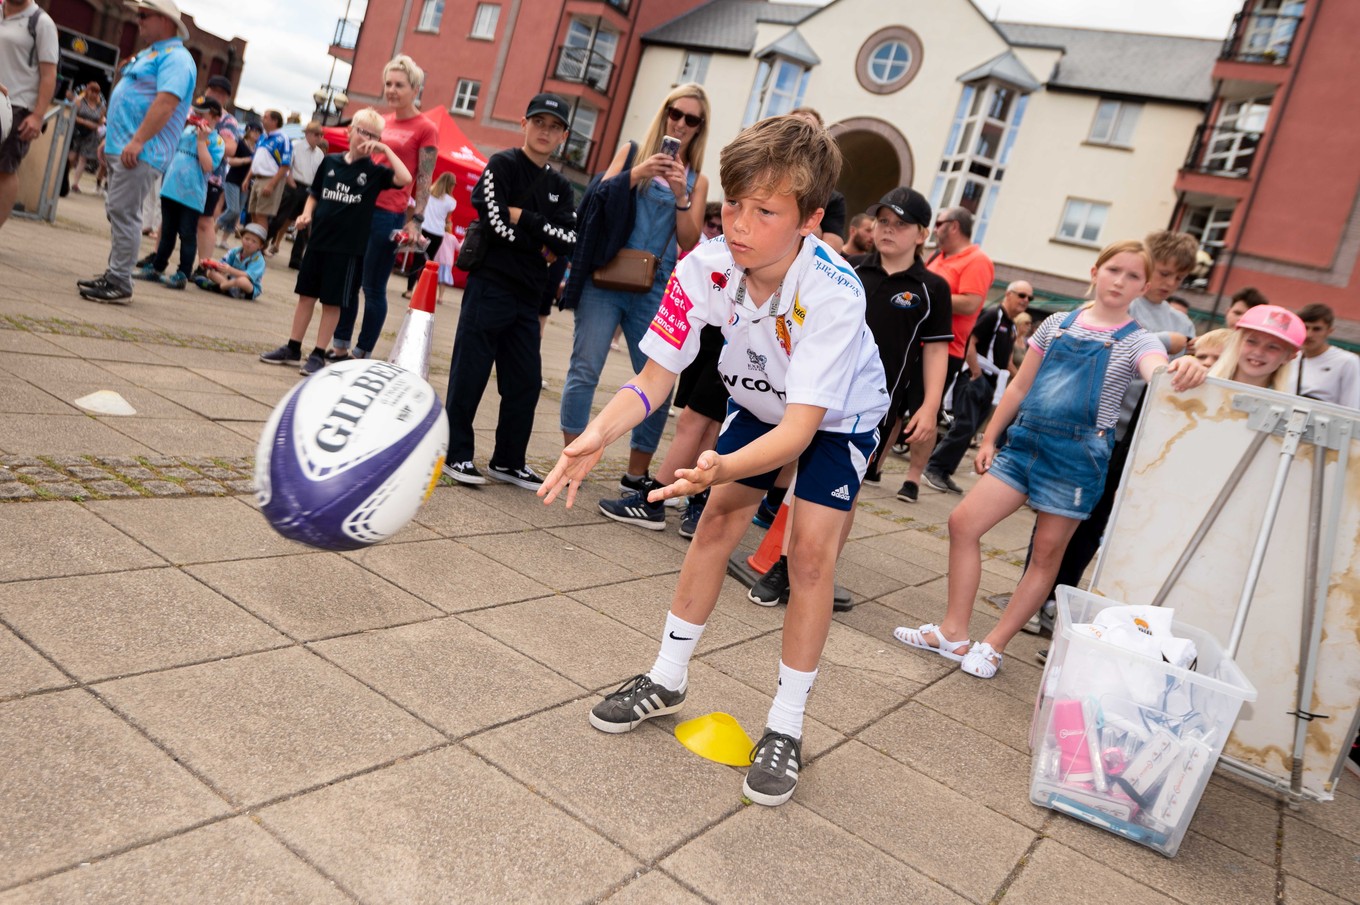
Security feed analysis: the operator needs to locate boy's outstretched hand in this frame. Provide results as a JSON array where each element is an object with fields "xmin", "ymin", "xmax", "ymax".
[
  {"xmin": 538, "ymin": 429, "xmax": 607, "ymax": 508},
  {"xmin": 649, "ymin": 450, "xmax": 722, "ymax": 503}
]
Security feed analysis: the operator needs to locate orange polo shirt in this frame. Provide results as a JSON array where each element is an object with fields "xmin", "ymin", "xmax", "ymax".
[{"xmin": 927, "ymin": 243, "xmax": 996, "ymax": 358}]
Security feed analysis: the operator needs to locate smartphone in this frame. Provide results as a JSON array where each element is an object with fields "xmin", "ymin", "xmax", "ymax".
[
  {"xmin": 660, "ymin": 136, "xmax": 681, "ymax": 159},
  {"xmin": 186, "ymin": 114, "xmax": 206, "ymax": 129}
]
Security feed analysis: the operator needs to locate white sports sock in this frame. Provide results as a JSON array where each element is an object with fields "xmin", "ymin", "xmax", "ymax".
[
  {"xmin": 766, "ymin": 660, "xmax": 818, "ymax": 739},
  {"xmin": 647, "ymin": 612, "xmax": 705, "ymax": 692}
]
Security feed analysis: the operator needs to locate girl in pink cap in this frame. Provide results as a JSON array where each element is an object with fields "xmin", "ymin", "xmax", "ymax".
[{"xmin": 1208, "ymin": 304, "xmax": 1304, "ymax": 392}]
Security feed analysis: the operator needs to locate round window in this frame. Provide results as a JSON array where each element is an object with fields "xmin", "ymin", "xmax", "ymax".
[
  {"xmin": 868, "ymin": 41, "xmax": 911, "ymax": 85},
  {"xmin": 855, "ymin": 27, "xmax": 923, "ymax": 95}
]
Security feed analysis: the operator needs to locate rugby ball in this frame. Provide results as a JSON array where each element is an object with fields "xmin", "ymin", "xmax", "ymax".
[{"xmin": 255, "ymin": 359, "xmax": 449, "ymax": 550}]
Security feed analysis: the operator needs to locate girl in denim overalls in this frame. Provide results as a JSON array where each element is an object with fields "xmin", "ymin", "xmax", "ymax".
[{"xmin": 895, "ymin": 240, "xmax": 1207, "ymax": 678}]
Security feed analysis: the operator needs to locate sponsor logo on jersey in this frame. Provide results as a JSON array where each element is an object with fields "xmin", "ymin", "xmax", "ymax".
[
  {"xmin": 357, "ymin": 172, "xmax": 368, "ymax": 186},
  {"xmin": 830, "ymin": 484, "xmax": 852, "ymax": 501},
  {"xmin": 774, "ymin": 314, "xmax": 792, "ymax": 357},
  {"xmin": 812, "ymin": 246, "xmax": 862, "ymax": 297},
  {"xmin": 791, "ymin": 294, "xmax": 807, "ymax": 326},
  {"xmin": 648, "ymin": 273, "xmax": 694, "ymax": 350},
  {"xmin": 711, "ymin": 270, "xmax": 729, "ymax": 290},
  {"xmin": 722, "ymin": 373, "xmax": 786, "ymax": 400},
  {"xmin": 746, "ymin": 349, "xmax": 767, "ymax": 371},
  {"xmin": 890, "ymin": 291, "xmax": 920, "ymax": 309},
  {"xmin": 549, "ymin": 192, "xmax": 560, "ymax": 202}
]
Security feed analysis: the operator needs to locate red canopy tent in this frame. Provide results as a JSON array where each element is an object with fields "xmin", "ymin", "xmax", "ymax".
[{"xmin": 323, "ymin": 107, "xmax": 488, "ymax": 287}]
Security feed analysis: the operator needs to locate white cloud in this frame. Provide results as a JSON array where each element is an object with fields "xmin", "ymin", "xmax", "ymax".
[{"xmin": 973, "ymin": 0, "xmax": 1242, "ymax": 38}]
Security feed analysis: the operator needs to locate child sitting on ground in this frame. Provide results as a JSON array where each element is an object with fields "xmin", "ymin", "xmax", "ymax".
[
  {"xmin": 194, "ymin": 223, "xmax": 267, "ymax": 299},
  {"xmin": 1208, "ymin": 305, "xmax": 1303, "ymax": 390},
  {"xmin": 538, "ymin": 115, "xmax": 887, "ymax": 807},
  {"xmin": 258, "ymin": 108, "xmax": 411, "ymax": 377},
  {"xmin": 895, "ymin": 240, "xmax": 1207, "ymax": 679}
]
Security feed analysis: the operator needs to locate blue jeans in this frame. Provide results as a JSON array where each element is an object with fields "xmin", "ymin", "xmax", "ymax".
[
  {"xmin": 215, "ymin": 183, "xmax": 242, "ymax": 233},
  {"xmin": 559, "ymin": 280, "xmax": 672, "ymax": 454},
  {"xmin": 334, "ymin": 208, "xmax": 404, "ymax": 355}
]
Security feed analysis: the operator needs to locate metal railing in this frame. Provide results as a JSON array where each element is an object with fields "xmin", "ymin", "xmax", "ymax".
[
  {"xmin": 332, "ymin": 18, "xmax": 360, "ymax": 50},
  {"xmin": 553, "ymin": 44, "xmax": 614, "ymax": 93},
  {"xmin": 605, "ymin": 0, "xmax": 630, "ymax": 11},
  {"xmin": 551, "ymin": 135, "xmax": 594, "ymax": 171},
  {"xmin": 1220, "ymin": 9, "xmax": 1303, "ymax": 64},
  {"xmin": 1183, "ymin": 123, "xmax": 1264, "ymax": 178}
]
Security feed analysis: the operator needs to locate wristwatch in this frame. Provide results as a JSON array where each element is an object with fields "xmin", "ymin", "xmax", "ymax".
[{"xmin": 412, "ymin": 213, "xmax": 424, "ymax": 223}]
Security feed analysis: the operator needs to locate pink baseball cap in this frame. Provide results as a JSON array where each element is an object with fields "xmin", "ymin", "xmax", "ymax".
[{"xmin": 1235, "ymin": 304, "xmax": 1305, "ymax": 349}]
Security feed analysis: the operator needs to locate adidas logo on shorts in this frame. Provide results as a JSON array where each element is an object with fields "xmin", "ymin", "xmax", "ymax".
[{"xmin": 830, "ymin": 484, "xmax": 852, "ymax": 501}]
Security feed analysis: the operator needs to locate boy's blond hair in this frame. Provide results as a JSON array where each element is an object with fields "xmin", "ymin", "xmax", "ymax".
[
  {"xmin": 1144, "ymin": 230, "xmax": 1199, "ymax": 275},
  {"xmin": 350, "ymin": 107, "xmax": 384, "ymax": 134},
  {"xmin": 383, "ymin": 54, "xmax": 425, "ymax": 91},
  {"xmin": 719, "ymin": 115, "xmax": 842, "ymax": 220}
]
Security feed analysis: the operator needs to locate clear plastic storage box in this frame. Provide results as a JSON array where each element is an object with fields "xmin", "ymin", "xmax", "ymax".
[{"xmin": 1029, "ymin": 587, "xmax": 1258, "ymax": 857}]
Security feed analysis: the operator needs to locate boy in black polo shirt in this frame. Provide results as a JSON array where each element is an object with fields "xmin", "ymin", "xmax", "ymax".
[
  {"xmin": 853, "ymin": 188, "xmax": 953, "ymax": 492},
  {"xmin": 442, "ymin": 93, "xmax": 578, "ymax": 490},
  {"xmin": 259, "ymin": 109, "xmax": 411, "ymax": 376}
]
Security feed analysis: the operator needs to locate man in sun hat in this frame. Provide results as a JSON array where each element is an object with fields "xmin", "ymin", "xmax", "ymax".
[{"xmin": 77, "ymin": 0, "xmax": 195, "ymax": 303}]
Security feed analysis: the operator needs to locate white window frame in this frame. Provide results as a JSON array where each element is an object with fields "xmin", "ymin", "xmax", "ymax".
[
  {"xmin": 867, "ymin": 40, "xmax": 911, "ymax": 85},
  {"xmin": 929, "ymin": 80, "xmax": 1029, "ymax": 246},
  {"xmin": 679, "ymin": 51, "xmax": 710, "ymax": 85},
  {"xmin": 742, "ymin": 56, "xmax": 809, "ymax": 126},
  {"xmin": 556, "ymin": 18, "xmax": 617, "ymax": 91},
  {"xmin": 470, "ymin": 3, "xmax": 499, "ymax": 40},
  {"xmin": 451, "ymin": 78, "xmax": 480, "ymax": 115},
  {"xmin": 1088, "ymin": 99, "xmax": 1141, "ymax": 148},
  {"xmin": 1056, "ymin": 198, "xmax": 1110, "ymax": 246},
  {"xmin": 1181, "ymin": 202, "xmax": 1236, "ymax": 253},
  {"xmin": 1204, "ymin": 96, "xmax": 1271, "ymax": 175},
  {"xmin": 416, "ymin": 0, "xmax": 443, "ymax": 32}
]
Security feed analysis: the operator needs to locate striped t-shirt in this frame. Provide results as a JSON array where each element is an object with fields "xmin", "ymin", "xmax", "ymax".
[{"xmin": 1028, "ymin": 311, "xmax": 1165, "ymax": 429}]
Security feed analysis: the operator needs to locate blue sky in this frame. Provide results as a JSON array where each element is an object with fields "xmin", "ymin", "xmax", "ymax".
[{"xmin": 178, "ymin": 0, "xmax": 1244, "ymax": 116}]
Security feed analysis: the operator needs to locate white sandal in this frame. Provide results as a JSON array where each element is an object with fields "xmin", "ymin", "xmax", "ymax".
[
  {"xmin": 893, "ymin": 623, "xmax": 970, "ymax": 662},
  {"xmin": 961, "ymin": 642, "xmax": 1003, "ymax": 678}
]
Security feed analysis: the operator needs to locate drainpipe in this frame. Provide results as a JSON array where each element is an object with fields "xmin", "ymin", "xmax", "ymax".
[
  {"xmin": 1209, "ymin": 0, "xmax": 1321, "ymax": 320},
  {"xmin": 393, "ymin": 0, "xmax": 414, "ymax": 57}
]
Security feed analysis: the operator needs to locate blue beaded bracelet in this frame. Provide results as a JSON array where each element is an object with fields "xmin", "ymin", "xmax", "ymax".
[{"xmin": 621, "ymin": 383, "xmax": 651, "ymax": 417}]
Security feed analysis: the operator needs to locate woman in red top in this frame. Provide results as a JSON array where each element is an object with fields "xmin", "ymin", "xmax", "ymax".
[{"xmin": 330, "ymin": 53, "xmax": 438, "ymax": 361}]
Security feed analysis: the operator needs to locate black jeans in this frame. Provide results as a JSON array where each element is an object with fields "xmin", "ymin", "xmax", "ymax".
[
  {"xmin": 929, "ymin": 372, "xmax": 995, "ymax": 477},
  {"xmin": 152, "ymin": 196, "xmax": 198, "ymax": 276},
  {"xmin": 444, "ymin": 277, "xmax": 543, "ymax": 469}
]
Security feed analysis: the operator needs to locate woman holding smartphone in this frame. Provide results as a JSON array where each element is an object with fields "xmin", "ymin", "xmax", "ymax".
[{"xmin": 560, "ymin": 84, "xmax": 711, "ymax": 514}]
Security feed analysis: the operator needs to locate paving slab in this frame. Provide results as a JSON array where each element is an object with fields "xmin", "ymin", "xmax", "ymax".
[
  {"xmin": 100, "ymin": 416, "xmax": 258, "ymax": 457},
  {"xmin": 411, "ymin": 484, "xmax": 536, "ymax": 536},
  {"xmin": 459, "ymin": 528, "xmax": 646, "ymax": 591},
  {"xmin": 1280, "ymin": 815, "xmax": 1360, "ymax": 902},
  {"xmin": 598, "ymin": 869, "xmax": 704, "ymax": 904},
  {"xmin": 312, "ymin": 617, "xmax": 584, "ymax": 737},
  {"xmin": 0, "ymin": 689, "xmax": 228, "ymax": 888},
  {"xmin": 96, "ymin": 647, "xmax": 445, "ymax": 806},
  {"xmin": 0, "ymin": 377, "xmax": 82, "ymax": 414},
  {"xmin": 84, "ymin": 496, "xmax": 300, "ymax": 564},
  {"xmin": 188, "ymin": 553, "xmax": 440, "ymax": 641},
  {"xmin": 568, "ymin": 573, "xmax": 775, "ymax": 652},
  {"xmin": 0, "ymin": 817, "xmax": 348, "ymax": 905},
  {"xmin": 0, "ymin": 569, "xmax": 287, "ymax": 682},
  {"xmin": 546, "ymin": 521, "xmax": 689, "ymax": 576},
  {"xmin": 342, "ymin": 536, "xmax": 555, "ymax": 612},
  {"xmin": 2, "ymin": 413, "xmax": 159, "ymax": 456},
  {"xmin": 259, "ymin": 746, "xmax": 639, "ymax": 904},
  {"xmin": 468, "ymin": 699, "xmax": 745, "ymax": 861},
  {"xmin": 0, "ymin": 501, "xmax": 165, "ymax": 582},
  {"xmin": 1282, "ymin": 874, "xmax": 1355, "ymax": 905},
  {"xmin": 1000, "ymin": 839, "xmax": 1180, "ymax": 905},
  {"xmin": 0, "ymin": 624, "xmax": 70, "ymax": 700},
  {"xmin": 660, "ymin": 802, "xmax": 969, "ymax": 904}
]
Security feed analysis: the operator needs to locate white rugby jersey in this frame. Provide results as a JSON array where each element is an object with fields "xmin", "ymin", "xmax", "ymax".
[{"xmin": 641, "ymin": 235, "xmax": 888, "ymax": 434}]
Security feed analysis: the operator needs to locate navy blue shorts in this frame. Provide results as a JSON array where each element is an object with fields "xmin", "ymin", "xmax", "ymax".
[
  {"xmin": 987, "ymin": 413, "xmax": 1114, "ymax": 519},
  {"xmin": 716, "ymin": 402, "xmax": 877, "ymax": 512}
]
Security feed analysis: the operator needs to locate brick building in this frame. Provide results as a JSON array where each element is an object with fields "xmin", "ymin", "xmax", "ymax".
[
  {"xmin": 1173, "ymin": 0, "xmax": 1360, "ymax": 330},
  {"xmin": 330, "ymin": 0, "xmax": 709, "ymax": 182},
  {"xmin": 39, "ymin": 0, "xmax": 247, "ymax": 97}
]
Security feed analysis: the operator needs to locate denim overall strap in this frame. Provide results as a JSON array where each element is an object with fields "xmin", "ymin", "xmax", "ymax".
[{"xmin": 1020, "ymin": 309, "xmax": 1116, "ymax": 434}]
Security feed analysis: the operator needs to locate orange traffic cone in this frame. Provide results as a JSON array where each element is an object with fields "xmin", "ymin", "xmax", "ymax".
[
  {"xmin": 388, "ymin": 261, "xmax": 439, "ymax": 379},
  {"xmin": 746, "ymin": 501, "xmax": 790, "ymax": 575}
]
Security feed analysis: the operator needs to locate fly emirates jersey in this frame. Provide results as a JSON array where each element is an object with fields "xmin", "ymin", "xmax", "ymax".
[{"xmin": 640, "ymin": 235, "xmax": 889, "ymax": 434}]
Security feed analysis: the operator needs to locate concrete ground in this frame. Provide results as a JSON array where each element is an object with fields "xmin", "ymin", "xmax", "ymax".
[{"xmin": 0, "ymin": 194, "xmax": 1356, "ymax": 905}]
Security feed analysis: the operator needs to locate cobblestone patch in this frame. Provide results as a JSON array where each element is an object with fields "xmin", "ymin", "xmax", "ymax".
[{"xmin": 0, "ymin": 455, "xmax": 257, "ymax": 503}]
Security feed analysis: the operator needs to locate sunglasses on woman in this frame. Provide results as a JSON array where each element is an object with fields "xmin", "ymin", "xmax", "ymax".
[{"xmin": 666, "ymin": 107, "xmax": 704, "ymax": 128}]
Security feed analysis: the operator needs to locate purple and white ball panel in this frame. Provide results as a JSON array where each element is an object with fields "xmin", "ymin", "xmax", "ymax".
[{"xmin": 256, "ymin": 360, "xmax": 449, "ymax": 550}]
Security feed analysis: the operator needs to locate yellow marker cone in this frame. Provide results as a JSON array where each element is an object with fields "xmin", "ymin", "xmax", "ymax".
[{"xmin": 675, "ymin": 712, "xmax": 755, "ymax": 767}]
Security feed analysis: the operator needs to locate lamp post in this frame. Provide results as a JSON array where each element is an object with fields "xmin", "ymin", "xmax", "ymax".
[{"xmin": 313, "ymin": 86, "xmax": 349, "ymax": 126}]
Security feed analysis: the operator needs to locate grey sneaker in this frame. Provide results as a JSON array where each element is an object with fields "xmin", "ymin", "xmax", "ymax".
[
  {"xmin": 748, "ymin": 556, "xmax": 790, "ymax": 607},
  {"xmin": 589, "ymin": 674, "xmax": 687, "ymax": 734},
  {"xmin": 299, "ymin": 350, "xmax": 326, "ymax": 376},
  {"xmin": 743, "ymin": 728, "xmax": 803, "ymax": 806},
  {"xmin": 923, "ymin": 470, "xmax": 963, "ymax": 494},
  {"xmin": 259, "ymin": 345, "xmax": 301, "ymax": 365}
]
